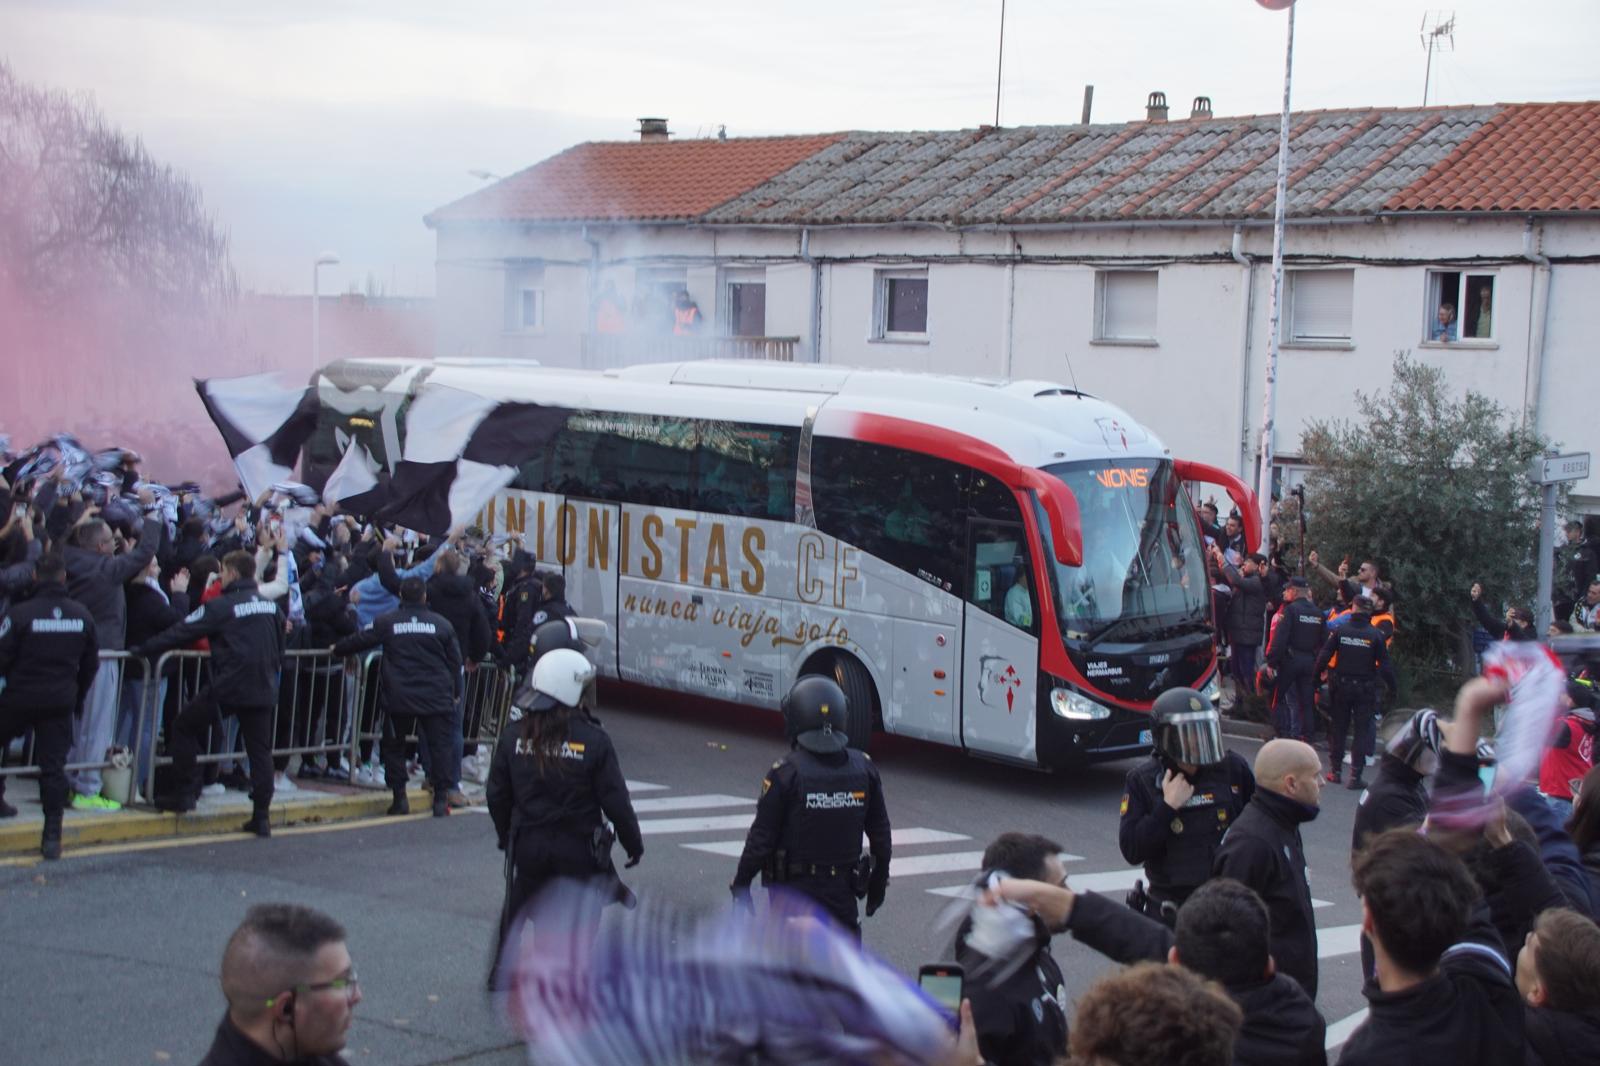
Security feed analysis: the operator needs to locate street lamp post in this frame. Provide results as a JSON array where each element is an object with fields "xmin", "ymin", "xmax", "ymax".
[{"xmin": 312, "ymin": 251, "xmax": 340, "ymax": 375}]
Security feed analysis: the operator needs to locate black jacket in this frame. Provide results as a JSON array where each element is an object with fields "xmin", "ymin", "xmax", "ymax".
[
  {"xmin": 495, "ymin": 572, "xmax": 547, "ymax": 669},
  {"xmin": 63, "ymin": 515, "xmax": 163, "ymax": 648},
  {"xmin": 333, "ymin": 607, "xmax": 461, "ymax": 718},
  {"xmin": 1222, "ymin": 564, "xmax": 1270, "ymax": 647},
  {"xmin": 1119, "ymin": 751, "xmax": 1255, "ymax": 900},
  {"xmin": 0, "ymin": 538, "xmax": 42, "ymax": 616},
  {"xmin": 0, "ymin": 584, "xmax": 100, "ymax": 714},
  {"xmin": 1524, "ymin": 1006, "xmax": 1600, "ymax": 1066},
  {"xmin": 136, "ymin": 579, "xmax": 285, "ymax": 708},
  {"xmin": 955, "ymin": 918, "xmax": 1068, "ymax": 1066},
  {"xmin": 1316, "ymin": 616, "xmax": 1396, "ymax": 693},
  {"xmin": 1214, "ymin": 788, "xmax": 1321, "ymax": 999},
  {"xmin": 486, "ymin": 714, "xmax": 642, "ymax": 860},
  {"xmin": 1066, "ymin": 891, "xmax": 1326, "ymax": 1066},
  {"xmin": 425, "ymin": 571, "xmax": 491, "ymax": 663},
  {"xmin": 124, "ymin": 581, "xmax": 191, "ymax": 668},
  {"xmin": 1351, "ymin": 755, "xmax": 1428, "ymax": 855},
  {"xmin": 197, "ymin": 1012, "xmax": 351, "ymax": 1066},
  {"xmin": 1336, "ymin": 904, "xmax": 1523, "ymax": 1066}
]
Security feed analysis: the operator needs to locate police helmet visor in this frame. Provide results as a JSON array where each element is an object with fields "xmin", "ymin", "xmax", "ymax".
[{"xmin": 1157, "ymin": 709, "xmax": 1224, "ymax": 766}]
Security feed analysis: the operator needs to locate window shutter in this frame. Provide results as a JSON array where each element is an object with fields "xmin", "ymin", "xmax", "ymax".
[
  {"xmin": 1101, "ymin": 272, "xmax": 1157, "ymax": 339},
  {"xmin": 1289, "ymin": 270, "xmax": 1353, "ymax": 340}
]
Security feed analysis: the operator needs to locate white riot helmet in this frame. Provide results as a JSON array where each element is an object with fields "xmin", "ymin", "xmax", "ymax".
[{"xmin": 526, "ymin": 648, "xmax": 595, "ymax": 714}]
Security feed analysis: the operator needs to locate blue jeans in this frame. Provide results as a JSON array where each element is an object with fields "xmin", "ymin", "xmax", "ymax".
[{"xmin": 116, "ymin": 676, "xmax": 167, "ymax": 797}]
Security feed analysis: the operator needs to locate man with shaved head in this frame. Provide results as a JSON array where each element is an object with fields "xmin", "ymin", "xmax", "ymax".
[
  {"xmin": 1212, "ymin": 738, "xmax": 1323, "ymax": 999},
  {"xmin": 200, "ymin": 903, "xmax": 360, "ymax": 1065}
]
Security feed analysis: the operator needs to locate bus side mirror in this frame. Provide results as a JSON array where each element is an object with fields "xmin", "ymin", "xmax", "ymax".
[
  {"xmin": 1018, "ymin": 469, "xmax": 1083, "ymax": 568},
  {"xmin": 1172, "ymin": 459, "xmax": 1260, "ymax": 553}
]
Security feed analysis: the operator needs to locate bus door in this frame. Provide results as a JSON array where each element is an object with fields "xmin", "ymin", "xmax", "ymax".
[
  {"xmin": 960, "ymin": 519, "xmax": 1040, "ymax": 763},
  {"xmin": 558, "ymin": 499, "xmax": 621, "ymax": 678}
]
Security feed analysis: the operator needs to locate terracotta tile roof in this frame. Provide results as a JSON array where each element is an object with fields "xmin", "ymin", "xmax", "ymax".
[
  {"xmin": 429, "ymin": 102, "xmax": 1600, "ymax": 228},
  {"xmin": 1384, "ymin": 103, "xmax": 1600, "ymax": 212},
  {"xmin": 425, "ymin": 134, "xmax": 846, "ymax": 224}
]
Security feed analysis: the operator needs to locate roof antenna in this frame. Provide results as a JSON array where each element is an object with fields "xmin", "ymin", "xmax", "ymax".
[{"xmin": 1063, "ymin": 349, "xmax": 1084, "ymax": 399}]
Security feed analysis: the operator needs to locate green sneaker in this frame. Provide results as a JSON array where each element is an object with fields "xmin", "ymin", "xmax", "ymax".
[{"xmin": 71, "ymin": 793, "xmax": 122, "ymax": 812}]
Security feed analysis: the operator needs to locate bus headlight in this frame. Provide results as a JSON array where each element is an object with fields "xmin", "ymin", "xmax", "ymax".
[
  {"xmin": 1200, "ymin": 674, "xmax": 1221, "ymax": 705},
  {"xmin": 1050, "ymin": 688, "xmax": 1110, "ymax": 720}
]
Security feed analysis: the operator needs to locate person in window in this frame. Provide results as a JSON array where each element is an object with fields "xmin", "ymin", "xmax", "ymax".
[
  {"xmin": 1472, "ymin": 286, "xmax": 1493, "ymax": 339},
  {"xmin": 884, "ymin": 482, "xmax": 935, "ymax": 547},
  {"xmin": 1431, "ymin": 301, "xmax": 1458, "ymax": 342},
  {"xmin": 1004, "ymin": 567, "xmax": 1033, "ymax": 629},
  {"xmin": 672, "ymin": 290, "xmax": 703, "ymax": 335}
]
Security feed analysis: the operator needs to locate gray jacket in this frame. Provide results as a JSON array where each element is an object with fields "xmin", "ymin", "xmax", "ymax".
[{"xmin": 63, "ymin": 516, "xmax": 162, "ymax": 649}]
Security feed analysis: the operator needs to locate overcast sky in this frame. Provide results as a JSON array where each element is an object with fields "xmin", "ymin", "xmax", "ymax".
[{"xmin": 4, "ymin": 0, "xmax": 1596, "ymax": 297}]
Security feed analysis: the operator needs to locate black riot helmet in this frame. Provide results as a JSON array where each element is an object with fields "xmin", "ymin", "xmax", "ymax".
[
  {"xmin": 1150, "ymin": 686, "xmax": 1224, "ymax": 768},
  {"xmin": 781, "ymin": 675, "xmax": 850, "ymax": 754},
  {"xmin": 529, "ymin": 616, "xmax": 584, "ymax": 669}
]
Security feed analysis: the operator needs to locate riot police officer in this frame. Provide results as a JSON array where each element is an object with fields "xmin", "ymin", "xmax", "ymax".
[
  {"xmin": 493, "ymin": 550, "xmax": 545, "ymax": 674},
  {"xmin": 0, "ymin": 553, "xmax": 100, "ymax": 860},
  {"xmin": 485, "ymin": 647, "xmax": 641, "ymax": 988},
  {"xmin": 1263, "ymin": 576, "xmax": 1325, "ymax": 742},
  {"xmin": 731, "ymin": 675, "xmax": 891, "ymax": 939},
  {"xmin": 1316, "ymin": 595, "xmax": 1397, "ymax": 789},
  {"xmin": 1118, "ymin": 686, "xmax": 1254, "ymax": 926}
]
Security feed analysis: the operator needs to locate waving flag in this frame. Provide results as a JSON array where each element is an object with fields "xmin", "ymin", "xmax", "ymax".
[
  {"xmin": 320, "ymin": 440, "xmax": 388, "ymax": 516},
  {"xmin": 378, "ymin": 384, "xmax": 567, "ymax": 535},
  {"xmin": 195, "ymin": 374, "xmax": 320, "ymax": 500}
]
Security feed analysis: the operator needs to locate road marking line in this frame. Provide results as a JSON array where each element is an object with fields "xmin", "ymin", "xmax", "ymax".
[
  {"xmin": 625, "ymin": 780, "xmax": 668, "ymax": 792},
  {"xmin": 1324, "ymin": 1008, "xmax": 1368, "ymax": 1050},
  {"xmin": 681, "ymin": 840, "xmax": 749, "ymax": 857},
  {"xmin": 888, "ymin": 851, "xmax": 988, "ymax": 877},
  {"xmin": 0, "ymin": 812, "xmax": 434, "ymax": 865},
  {"xmin": 632, "ymin": 794, "xmax": 754, "ymax": 814},
  {"xmin": 639, "ymin": 814, "xmax": 757, "ymax": 835},
  {"xmin": 683, "ymin": 826, "xmax": 973, "ymax": 858},
  {"xmin": 1317, "ymin": 924, "xmax": 1364, "ymax": 958}
]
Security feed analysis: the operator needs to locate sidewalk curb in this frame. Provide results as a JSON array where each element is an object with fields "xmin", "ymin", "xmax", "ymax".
[
  {"xmin": 1220, "ymin": 718, "xmax": 1275, "ymax": 741},
  {"xmin": 0, "ymin": 787, "xmax": 433, "ymax": 856}
]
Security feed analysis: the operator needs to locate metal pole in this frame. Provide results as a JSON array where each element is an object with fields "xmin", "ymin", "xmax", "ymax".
[
  {"xmin": 1537, "ymin": 479, "xmax": 1556, "ymax": 633},
  {"xmin": 1423, "ymin": 37, "xmax": 1434, "ymax": 106},
  {"xmin": 994, "ymin": 0, "xmax": 1006, "ymax": 127},
  {"xmin": 1256, "ymin": 2, "xmax": 1295, "ymax": 542}
]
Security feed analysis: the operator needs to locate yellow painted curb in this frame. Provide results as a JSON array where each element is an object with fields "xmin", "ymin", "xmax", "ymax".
[{"xmin": 0, "ymin": 788, "xmax": 433, "ymax": 856}]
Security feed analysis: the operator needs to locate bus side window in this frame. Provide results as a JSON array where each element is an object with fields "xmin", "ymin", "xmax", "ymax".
[
  {"xmin": 964, "ymin": 475, "xmax": 1035, "ymax": 632},
  {"xmin": 812, "ymin": 438, "xmax": 965, "ymax": 591},
  {"xmin": 692, "ymin": 421, "xmax": 798, "ymax": 521}
]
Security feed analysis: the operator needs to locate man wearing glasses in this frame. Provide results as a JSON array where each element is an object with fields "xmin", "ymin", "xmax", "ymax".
[{"xmin": 199, "ymin": 903, "xmax": 361, "ymax": 1065}]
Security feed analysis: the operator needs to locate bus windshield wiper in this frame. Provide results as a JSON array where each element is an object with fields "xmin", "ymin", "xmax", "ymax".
[{"xmin": 1085, "ymin": 614, "xmax": 1145, "ymax": 652}]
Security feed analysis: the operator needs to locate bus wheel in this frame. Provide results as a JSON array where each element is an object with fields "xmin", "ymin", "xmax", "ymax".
[{"xmin": 823, "ymin": 653, "xmax": 876, "ymax": 752}]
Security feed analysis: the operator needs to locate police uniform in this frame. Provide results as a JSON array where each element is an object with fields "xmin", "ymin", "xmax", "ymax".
[
  {"xmin": 1264, "ymin": 591, "xmax": 1325, "ymax": 741},
  {"xmin": 137, "ymin": 578, "xmax": 286, "ymax": 829},
  {"xmin": 1315, "ymin": 612, "xmax": 1396, "ymax": 785},
  {"xmin": 731, "ymin": 745, "xmax": 892, "ymax": 937},
  {"xmin": 333, "ymin": 604, "xmax": 462, "ymax": 815},
  {"xmin": 0, "ymin": 582, "xmax": 100, "ymax": 855},
  {"xmin": 1118, "ymin": 749, "xmax": 1254, "ymax": 919},
  {"xmin": 485, "ymin": 696, "xmax": 641, "ymax": 987},
  {"xmin": 495, "ymin": 571, "xmax": 545, "ymax": 673}
]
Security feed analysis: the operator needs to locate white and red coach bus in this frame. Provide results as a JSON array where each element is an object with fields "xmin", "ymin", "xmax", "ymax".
[{"xmin": 306, "ymin": 358, "xmax": 1258, "ymax": 770}]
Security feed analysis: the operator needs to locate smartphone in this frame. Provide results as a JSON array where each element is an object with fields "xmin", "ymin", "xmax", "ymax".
[{"xmin": 917, "ymin": 963, "xmax": 964, "ymax": 1021}]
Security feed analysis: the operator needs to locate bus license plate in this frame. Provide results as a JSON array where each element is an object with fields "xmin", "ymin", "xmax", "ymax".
[{"xmin": 1139, "ymin": 729, "xmax": 1152, "ymax": 745}]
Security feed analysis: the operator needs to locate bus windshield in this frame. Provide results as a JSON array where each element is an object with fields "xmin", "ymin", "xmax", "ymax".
[{"xmin": 1037, "ymin": 459, "xmax": 1210, "ymax": 645}]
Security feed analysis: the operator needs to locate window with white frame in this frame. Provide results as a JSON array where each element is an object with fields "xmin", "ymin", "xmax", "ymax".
[
  {"xmin": 1426, "ymin": 270, "xmax": 1496, "ymax": 342},
  {"xmin": 722, "ymin": 267, "xmax": 767, "ymax": 336},
  {"xmin": 1094, "ymin": 270, "xmax": 1158, "ymax": 343},
  {"xmin": 873, "ymin": 269, "xmax": 929, "ymax": 339},
  {"xmin": 1286, "ymin": 269, "xmax": 1354, "ymax": 343},
  {"xmin": 504, "ymin": 264, "xmax": 544, "ymax": 333}
]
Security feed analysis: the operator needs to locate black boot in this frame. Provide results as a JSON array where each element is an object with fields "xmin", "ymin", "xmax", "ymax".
[
  {"xmin": 387, "ymin": 792, "xmax": 409, "ymax": 816},
  {"xmin": 0, "ymin": 796, "xmax": 16, "ymax": 819},
  {"xmin": 41, "ymin": 813, "xmax": 62, "ymax": 861},
  {"xmin": 241, "ymin": 809, "xmax": 271, "ymax": 837},
  {"xmin": 1347, "ymin": 773, "xmax": 1365, "ymax": 791},
  {"xmin": 432, "ymin": 795, "xmax": 450, "ymax": 818},
  {"xmin": 154, "ymin": 792, "xmax": 196, "ymax": 813}
]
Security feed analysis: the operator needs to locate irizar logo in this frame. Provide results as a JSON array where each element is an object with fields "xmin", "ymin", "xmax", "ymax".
[{"xmin": 805, "ymin": 790, "xmax": 866, "ymax": 810}]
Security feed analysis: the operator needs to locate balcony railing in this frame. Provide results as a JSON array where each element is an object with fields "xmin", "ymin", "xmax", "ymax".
[{"xmin": 580, "ymin": 333, "xmax": 798, "ymax": 368}]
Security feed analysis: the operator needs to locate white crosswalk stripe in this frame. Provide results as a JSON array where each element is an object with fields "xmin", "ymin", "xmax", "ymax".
[
  {"xmin": 625, "ymin": 780, "xmax": 668, "ymax": 792},
  {"xmin": 683, "ymin": 826, "xmax": 973, "ymax": 859},
  {"xmin": 640, "ymin": 814, "xmax": 761, "ymax": 835},
  {"xmin": 632, "ymin": 793, "xmax": 753, "ymax": 814}
]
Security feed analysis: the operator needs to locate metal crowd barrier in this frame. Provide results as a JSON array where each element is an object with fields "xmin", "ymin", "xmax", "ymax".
[
  {"xmin": 348, "ymin": 653, "xmax": 520, "ymax": 786},
  {"xmin": 0, "ymin": 650, "xmax": 147, "ymax": 786}
]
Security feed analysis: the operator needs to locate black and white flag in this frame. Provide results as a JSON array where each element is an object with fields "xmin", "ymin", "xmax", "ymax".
[
  {"xmin": 320, "ymin": 439, "xmax": 388, "ymax": 516},
  {"xmin": 195, "ymin": 374, "xmax": 320, "ymax": 500},
  {"xmin": 378, "ymin": 384, "xmax": 568, "ymax": 535}
]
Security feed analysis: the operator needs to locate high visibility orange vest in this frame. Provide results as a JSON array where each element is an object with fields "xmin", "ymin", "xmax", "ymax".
[{"xmin": 673, "ymin": 306, "xmax": 701, "ymax": 335}]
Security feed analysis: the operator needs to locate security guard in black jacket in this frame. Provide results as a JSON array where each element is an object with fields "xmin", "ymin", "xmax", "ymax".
[
  {"xmin": 731, "ymin": 675, "xmax": 892, "ymax": 939},
  {"xmin": 1315, "ymin": 595, "xmax": 1396, "ymax": 789},
  {"xmin": 137, "ymin": 550, "xmax": 286, "ymax": 835},
  {"xmin": 486, "ymin": 646, "xmax": 642, "ymax": 989},
  {"xmin": 1263, "ymin": 577, "xmax": 1325, "ymax": 742},
  {"xmin": 1120, "ymin": 686, "xmax": 1254, "ymax": 925},
  {"xmin": 0, "ymin": 554, "xmax": 100, "ymax": 859},
  {"xmin": 333, "ymin": 578, "xmax": 462, "ymax": 818}
]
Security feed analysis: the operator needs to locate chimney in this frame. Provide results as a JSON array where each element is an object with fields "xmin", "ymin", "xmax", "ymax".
[
  {"xmin": 637, "ymin": 117, "xmax": 670, "ymax": 142},
  {"xmin": 1146, "ymin": 92, "xmax": 1169, "ymax": 123},
  {"xmin": 1081, "ymin": 84, "xmax": 1095, "ymax": 124},
  {"xmin": 1190, "ymin": 95, "xmax": 1213, "ymax": 120}
]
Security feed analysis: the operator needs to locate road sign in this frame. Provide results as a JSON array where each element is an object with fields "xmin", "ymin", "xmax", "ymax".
[{"xmin": 1531, "ymin": 452, "xmax": 1590, "ymax": 485}]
